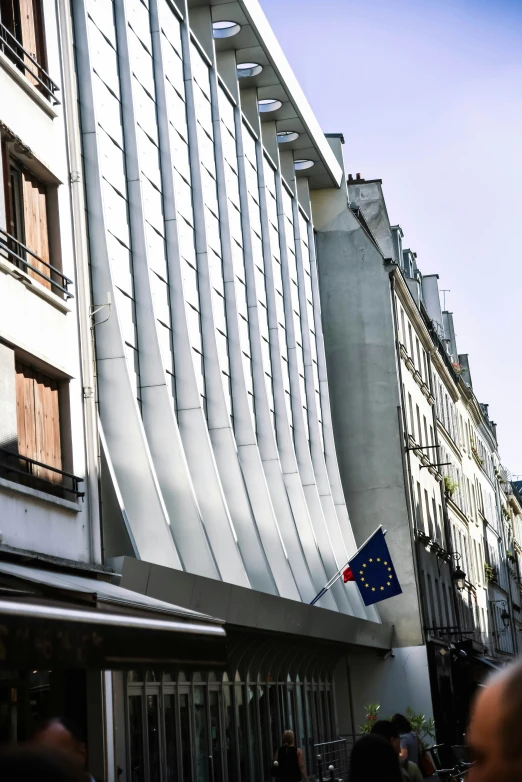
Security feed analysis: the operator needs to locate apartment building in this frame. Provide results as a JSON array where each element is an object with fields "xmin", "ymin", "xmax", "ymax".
[
  {"xmin": 0, "ymin": 0, "xmax": 229, "ymax": 759},
  {"xmin": 318, "ymin": 170, "xmax": 519, "ymax": 749}
]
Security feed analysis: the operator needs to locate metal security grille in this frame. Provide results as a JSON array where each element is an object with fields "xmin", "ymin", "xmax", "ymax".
[{"xmin": 313, "ymin": 738, "xmax": 352, "ymax": 782}]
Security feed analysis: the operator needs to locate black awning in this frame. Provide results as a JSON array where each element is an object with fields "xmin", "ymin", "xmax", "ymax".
[{"xmin": 0, "ymin": 563, "xmax": 226, "ymax": 669}]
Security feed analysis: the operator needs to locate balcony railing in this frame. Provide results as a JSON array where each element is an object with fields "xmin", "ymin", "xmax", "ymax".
[
  {"xmin": 0, "ymin": 227, "xmax": 73, "ymax": 298},
  {"xmin": 0, "ymin": 21, "xmax": 59, "ymax": 105},
  {"xmin": 0, "ymin": 447, "xmax": 84, "ymax": 499}
]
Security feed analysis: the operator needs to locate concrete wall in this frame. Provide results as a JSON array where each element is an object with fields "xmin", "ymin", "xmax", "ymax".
[
  {"xmin": 311, "ymin": 146, "xmax": 423, "ymax": 646},
  {"xmin": 334, "ymin": 644, "xmax": 433, "ymax": 736}
]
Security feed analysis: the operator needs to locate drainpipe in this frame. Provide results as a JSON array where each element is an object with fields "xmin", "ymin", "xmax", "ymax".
[
  {"xmin": 388, "ymin": 270, "xmax": 424, "ymax": 638},
  {"xmin": 56, "ymin": 0, "xmax": 102, "ymax": 565}
]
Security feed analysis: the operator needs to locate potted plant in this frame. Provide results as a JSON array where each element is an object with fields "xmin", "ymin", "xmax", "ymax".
[
  {"xmin": 444, "ymin": 476, "xmax": 458, "ymax": 497},
  {"xmin": 360, "ymin": 703, "xmax": 380, "ymax": 734},
  {"xmin": 484, "ymin": 562, "xmax": 496, "ymax": 583}
]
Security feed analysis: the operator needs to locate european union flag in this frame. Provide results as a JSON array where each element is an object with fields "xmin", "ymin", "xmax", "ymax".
[{"xmin": 348, "ymin": 528, "xmax": 402, "ymax": 606}]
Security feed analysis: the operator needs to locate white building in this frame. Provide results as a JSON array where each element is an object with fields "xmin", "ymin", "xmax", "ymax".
[{"xmin": 320, "ymin": 172, "xmax": 519, "ymax": 750}]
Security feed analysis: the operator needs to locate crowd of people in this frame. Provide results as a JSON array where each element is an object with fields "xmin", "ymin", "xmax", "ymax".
[
  {"xmin": 273, "ymin": 658, "xmax": 522, "ymax": 782},
  {"xmin": 1, "ymin": 659, "xmax": 521, "ymax": 782}
]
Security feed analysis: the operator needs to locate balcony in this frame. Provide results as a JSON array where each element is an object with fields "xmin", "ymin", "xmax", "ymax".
[
  {"xmin": 0, "ymin": 447, "xmax": 84, "ymax": 501},
  {"xmin": 0, "ymin": 21, "xmax": 59, "ymax": 105},
  {"xmin": 0, "ymin": 227, "xmax": 73, "ymax": 299}
]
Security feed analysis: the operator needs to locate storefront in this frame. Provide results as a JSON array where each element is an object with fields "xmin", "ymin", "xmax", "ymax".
[
  {"xmin": 117, "ymin": 632, "xmax": 340, "ymax": 782},
  {"xmin": 0, "ymin": 558, "xmax": 226, "ymax": 776}
]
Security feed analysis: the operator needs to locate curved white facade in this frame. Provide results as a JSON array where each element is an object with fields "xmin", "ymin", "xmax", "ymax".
[{"xmin": 73, "ymin": 0, "xmax": 375, "ymax": 619}]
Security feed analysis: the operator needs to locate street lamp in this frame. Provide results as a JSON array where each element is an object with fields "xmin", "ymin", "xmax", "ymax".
[
  {"xmin": 491, "ymin": 599, "xmax": 511, "ymax": 628},
  {"xmin": 451, "ymin": 553, "xmax": 466, "ymax": 592}
]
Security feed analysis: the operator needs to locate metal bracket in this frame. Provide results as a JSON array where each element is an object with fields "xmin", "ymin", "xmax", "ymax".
[{"xmin": 90, "ymin": 293, "xmax": 112, "ymax": 329}]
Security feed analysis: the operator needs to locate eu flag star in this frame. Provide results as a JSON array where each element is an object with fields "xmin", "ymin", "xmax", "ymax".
[
  {"xmin": 377, "ymin": 558, "xmax": 381, "ymax": 562},
  {"xmin": 360, "ymin": 570, "xmax": 364, "ymax": 574},
  {"xmin": 369, "ymin": 558, "xmax": 373, "ymax": 562},
  {"xmin": 365, "ymin": 584, "xmax": 369, "ymax": 588},
  {"xmin": 372, "ymin": 587, "xmax": 375, "ymax": 591},
  {"xmin": 363, "ymin": 564, "xmax": 367, "ymax": 568},
  {"xmin": 380, "ymin": 586, "xmax": 384, "ymax": 590}
]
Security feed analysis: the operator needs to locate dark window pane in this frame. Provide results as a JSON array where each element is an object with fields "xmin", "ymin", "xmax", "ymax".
[
  {"xmin": 295, "ymin": 685, "xmax": 306, "ymax": 764},
  {"xmin": 179, "ymin": 693, "xmax": 193, "ymax": 782},
  {"xmin": 194, "ymin": 686, "xmax": 209, "ymax": 782},
  {"xmin": 268, "ymin": 686, "xmax": 279, "ymax": 755},
  {"xmin": 235, "ymin": 684, "xmax": 248, "ymax": 782},
  {"xmin": 209, "ymin": 691, "xmax": 223, "ymax": 782},
  {"xmin": 258, "ymin": 685, "xmax": 271, "ymax": 781},
  {"xmin": 247, "ymin": 685, "xmax": 261, "ymax": 782},
  {"xmin": 129, "ymin": 695, "xmax": 144, "ymax": 782},
  {"xmin": 164, "ymin": 694, "xmax": 177, "ymax": 782},
  {"xmin": 286, "ymin": 689, "xmax": 295, "ymax": 732},
  {"xmin": 147, "ymin": 694, "xmax": 160, "ymax": 782},
  {"xmin": 223, "ymin": 685, "xmax": 236, "ymax": 782}
]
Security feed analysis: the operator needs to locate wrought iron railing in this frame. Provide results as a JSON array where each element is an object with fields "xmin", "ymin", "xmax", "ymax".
[
  {"xmin": 0, "ymin": 21, "xmax": 59, "ymax": 104},
  {"xmin": 0, "ymin": 447, "xmax": 84, "ymax": 499},
  {"xmin": 0, "ymin": 227, "xmax": 73, "ymax": 298}
]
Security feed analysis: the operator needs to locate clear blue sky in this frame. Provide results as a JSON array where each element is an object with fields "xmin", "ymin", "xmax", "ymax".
[{"xmin": 261, "ymin": 0, "xmax": 522, "ymax": 475}]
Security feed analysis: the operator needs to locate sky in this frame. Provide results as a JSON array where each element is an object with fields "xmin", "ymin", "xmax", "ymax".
[{"xmin": 261, "ymin": 0, "xmax": 522, "ymax": 475}]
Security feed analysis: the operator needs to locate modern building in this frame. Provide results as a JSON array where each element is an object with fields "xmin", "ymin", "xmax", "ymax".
[
  {"xmin": 64, "ymin": 0, "xmax": 428, "ymax": 780},
  {"xmin": 317, "ymin": 169, "xmax": 520, "ymax": 750}
]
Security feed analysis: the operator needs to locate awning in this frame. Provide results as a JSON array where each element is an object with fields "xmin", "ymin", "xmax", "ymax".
[{"xmin": 0, "ymin": 561, "xmax": 226, "ymax": 669}]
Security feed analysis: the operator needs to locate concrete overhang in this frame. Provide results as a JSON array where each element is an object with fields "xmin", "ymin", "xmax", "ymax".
[
  {"xmin": 110, "ymin": 556, "xmax": 394, "ymax": 651},
  {"xmin": 191, "ymin": 0, "xmax": 343, "ymax": 190}
]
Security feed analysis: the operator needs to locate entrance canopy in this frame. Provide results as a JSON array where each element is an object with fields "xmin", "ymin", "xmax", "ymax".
[{"xmin": 0, "ymin": 561, "xmax": 226, "ymax": 669}]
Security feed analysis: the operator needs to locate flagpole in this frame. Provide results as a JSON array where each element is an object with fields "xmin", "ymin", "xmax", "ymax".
[{"xmin": 309, "ymin": 526, "xmax": 385, "ymax": 606}]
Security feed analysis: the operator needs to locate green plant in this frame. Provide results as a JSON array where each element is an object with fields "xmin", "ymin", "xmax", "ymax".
[
  {"xmin": 360, "ymin": 703, "xmax": 380, "ymax": 734},
  {"xmin": 507, "ymin": 550, "xmax": 516, "ymax": 564},
  {"xmin": 444, "ymin": 476, "xmax": 458, "ymax": 496},
  {"xmin": 502, "ymin": 505, "xmax": 510, "ymax": 521},
  {"xmin": 404, "ymin": 708, "xmax": 436, "ymax": 750},
  {"xmin": 359, "ymin": 705, "xmax": 436, "ymax": 749},
  {"xmin": 484, "ymin": 562, "xmax": 496, "ymax": 583}
]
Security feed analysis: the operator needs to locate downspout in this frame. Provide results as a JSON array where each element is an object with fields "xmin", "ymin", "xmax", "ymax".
[
  {"xmin": 56, "ymin": 0, "xmax": 102, "ymax": 565},
  {"xmin": 388, "ymin": 269, "xmax": 424, "ymax": 639}
]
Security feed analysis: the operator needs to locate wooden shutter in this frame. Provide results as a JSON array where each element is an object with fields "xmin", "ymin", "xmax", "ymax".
[
  {"xmin": 15, "ymin": 361, "xmax": 62, "ymax": 483},
  {"xmin": 18, "ymin": 0, "xmax": 47, "ymax": 81},
  {"xmin": 22, "ymin": 168, "xmax": 51, "ymax": 289}
]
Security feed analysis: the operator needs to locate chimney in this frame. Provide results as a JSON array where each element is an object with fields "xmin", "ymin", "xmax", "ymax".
[
  {"xmin": 442, "ymin": 312, "xmax": 458, "ymax": 362},
  {"xmin": 458, "ymin": 354, "xmax": 472, "ymax": 388},
  {"xmin": 391, "ymin": 225, "xmax": 404, "ymax": 267},
  {"xmin": 422, "ymin": 275, "xmax": 444, "ymax": 339}
]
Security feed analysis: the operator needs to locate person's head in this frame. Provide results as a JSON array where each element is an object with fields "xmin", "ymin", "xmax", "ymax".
[
  {"xmin": 33, "ymin": 718, "xmax": 87, "ymax": 771},
  {"xmin": 467, "ymin": 660, "xmax": 522, "ymax": 782},
  {"xmin": 0, "ymin": 745, "xmax": 85, "ymax": 782},
  {"xmin": 350, "ymin": 734, "xmax": 403, "ymax": 782},
  {"xmin": 282, "ymin": 730, "xmax": 295, "ymax": 746},
  {"xmin": 391, "ymin": 714, "xmax": 412, "ymax": 735},
  {"xmin": 371, "ymin": 720, "xmax": 401, "ymax": 756}
]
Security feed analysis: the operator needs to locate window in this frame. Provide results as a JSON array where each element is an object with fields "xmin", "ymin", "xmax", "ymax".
[
  {"xmin": 1, "ymin": 149, "xmax": 69, "ymax": 296},
  {"xmin": 416, "ymin": 405, "xmax": 422, "ymax": 446},
  {"xmin": 423, "ymin": 416, "xmax": 429, "ymax": 448},
  {"xmin": 400, "ymin": 308, "xmax": 406, "ymax": 345},
  {"xmin": 416, "ymin": 338, "xmax": 422, "ymax": 377},
  {"xmin": 0, "ymin": 344, "xmax": 81, "ymax": 497},
  {"xmin": 417, "ymin": 482, "xmax": 424, "ymax": 530},
  {"xmin": 408, "ymin": 323, "xmax": 414, "ymax": 359},
  {"xmin": 0, "ymin": 0, "xmax": 58, "ymax": 102},
  {"xmin": 408, "ymin": 394, "xmax": 415, "ymax": 440}
]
